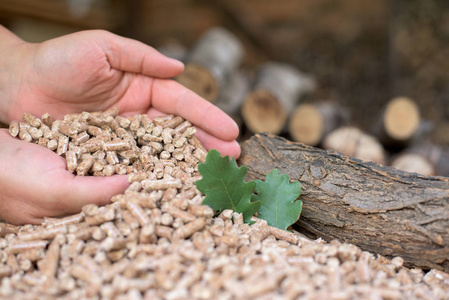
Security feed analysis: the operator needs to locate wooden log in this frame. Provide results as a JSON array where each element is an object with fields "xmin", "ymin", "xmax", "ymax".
[
  {"xmin": 401, "ymin": 143, "xmax": 449, "ymax": 178},
  {"xmin": 322, "ymin": 126, "xmax": 386, "ymax": 165},
  {"xmin": 373, "ymin": 97, "xmax": 424, "ymax": 149},
  {"xmin": 390, "ymin": 153, "xmax": 435, "ymax": 176},
  {"xmin": 241, "ymin": 62, "xmax": 315, "ymax": 134},
  {"xmin": 215, "ymin": 70, "xmax": 250, "ymax": 117},
  {"xmin": 288, "ymin": 102, "xmax": 350, "ymax": 146},
  {"xmin": 176, "ymin": 27, "xmax": 244, "ymax": 102},
  {"xmin": 213, "ymin": 70, "xmax": 251, "ymax": 131},
  {"xmin": 239, "ymin": 133, "xmax": 449, "ymax": 272}
]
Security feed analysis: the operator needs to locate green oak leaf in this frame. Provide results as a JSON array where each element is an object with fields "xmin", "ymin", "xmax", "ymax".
[
  {"xmin": 195, "ymin": 149, "xmax": 261, "ymax": 223},
  {"xmin": 252, "ymin": 169, "xmax": 302, "ymax": 230}
]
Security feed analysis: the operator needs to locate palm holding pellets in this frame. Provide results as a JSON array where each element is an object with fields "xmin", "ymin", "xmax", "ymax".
[{"xmin": 0, "ymin": 25, "xmax": 239, "ymax": 224}]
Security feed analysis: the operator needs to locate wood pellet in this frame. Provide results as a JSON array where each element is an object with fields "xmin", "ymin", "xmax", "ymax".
[{"xmin": 1, "ymin": 109, "xmax": 448, "ymax": 299}]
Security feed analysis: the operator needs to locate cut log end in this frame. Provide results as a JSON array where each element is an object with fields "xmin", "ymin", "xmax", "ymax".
[
  {"xmin": 176, "ymin": 64, "xmax": 218, "ymax": 102},
  {"xmin": 289, "ymin": 104, "xmax": 324, "ymax": 146},
  {"xmin": 391, "ymin": 153, "xmax": 436, "ymax": 176},
  {"xmin": 323, "ymin": 126, "xmax": 386, "ymax": 165},
  {"xmin": 397, "ymin": 143, "xmax": 449, "ymax": 177},
  {"xmin": 384, "ymin": 97, "xmax": 420, "ymax": 141},
  {"xmin": 241, "ymin": 90, "xmax": 287, "ymax": 134}
]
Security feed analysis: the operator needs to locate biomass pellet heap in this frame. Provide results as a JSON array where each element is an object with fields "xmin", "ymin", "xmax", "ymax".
[{"xmin": 0, "ymin": 110, "xmax": 448, "ymax": 299}]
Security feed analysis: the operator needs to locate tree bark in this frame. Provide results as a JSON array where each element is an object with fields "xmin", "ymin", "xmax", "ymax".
[{"xmin": 239, "ymin": 133, "xmax": 449, "ymax": 272}]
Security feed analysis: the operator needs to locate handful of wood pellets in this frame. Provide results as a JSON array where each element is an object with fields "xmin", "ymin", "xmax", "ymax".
[{"xmin": 9, "ymin": 108, "xmax": 207, "ymax": 179}]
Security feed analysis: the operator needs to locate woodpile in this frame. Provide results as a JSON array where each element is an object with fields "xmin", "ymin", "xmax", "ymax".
[
  {"xmin": 306, "ymin": 96, "xmax": 444, "ymax": 176},
  {"xmin": 241, "ymin": 62, "xmax": 315, "ymax": 135},
  {"xmin": 175, "ymin": 27, "xmax": 446, "ymax": 177},
  {"xmin": 175, "ymin": 27, "xmax": 244, "ymax": 102},
  {"xmin": 175, "ymin": 27, "xmax": 316, "ymax": 136}
]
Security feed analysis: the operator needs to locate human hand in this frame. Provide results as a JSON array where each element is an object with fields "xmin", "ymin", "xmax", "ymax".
[
  {"xmin": 0, "ymin": 28, "xmax": 240, "ymax": 224},
  {"xmin": 0, "ymin": 130, "xmax": 129, "ymax": 224},
  {"xmin": 1, "ymin": 28, "xmax": 240, "ymax": 157}
]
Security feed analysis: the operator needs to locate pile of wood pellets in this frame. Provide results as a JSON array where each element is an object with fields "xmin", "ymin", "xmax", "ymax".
[{"xmin": 1, "ymin": 109, "xmax": 448, "ymax": 299}]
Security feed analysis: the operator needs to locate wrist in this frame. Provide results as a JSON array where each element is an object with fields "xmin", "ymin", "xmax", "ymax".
[{"xmin": 0, "ymin": 26, "xmax": 31, "ymax": 124}]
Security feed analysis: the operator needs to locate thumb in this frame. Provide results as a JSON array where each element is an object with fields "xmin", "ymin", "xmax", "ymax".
[{"xmin": 61, "ymin": 174, "xmax": 129, "ymax": 214}]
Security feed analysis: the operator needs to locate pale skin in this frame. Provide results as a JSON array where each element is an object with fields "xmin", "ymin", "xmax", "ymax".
[{"xmin": 0, "ymin": 26, "xmax": 240, "ymax": 225}]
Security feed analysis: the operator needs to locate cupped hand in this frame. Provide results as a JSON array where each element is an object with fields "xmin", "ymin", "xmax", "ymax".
[
  {"xmin": 0, "ymin": 130, "xmax": 129, "ymax": 225},
  {"xmin": 5, "ymin": 29, "xmax": 240, "ymax": 158}
]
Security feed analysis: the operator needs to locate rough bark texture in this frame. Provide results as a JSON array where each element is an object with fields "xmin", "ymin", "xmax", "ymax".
[{"xmin": 239, "ymin": 133, "xmax": 449, "ymax": 272}]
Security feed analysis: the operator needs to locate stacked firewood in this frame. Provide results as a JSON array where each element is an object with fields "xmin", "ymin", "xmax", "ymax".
[{"xmin": 171, "ymin": 27, "xmax": 448, "ymax": 177}]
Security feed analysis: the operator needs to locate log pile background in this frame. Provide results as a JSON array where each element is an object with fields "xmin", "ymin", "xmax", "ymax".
[
  {"xmin": 1, "ymin": 0, "xmax": 449, "ymax": 135},
  {"xmin": 169, "ymin": 25, "xmax": 449, "ymax": 177}
]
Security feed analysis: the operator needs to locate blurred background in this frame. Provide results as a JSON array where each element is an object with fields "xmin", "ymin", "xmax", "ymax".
[{"xmin": 1, "ymin": 0, "xmax": 449, "ymax": 175}]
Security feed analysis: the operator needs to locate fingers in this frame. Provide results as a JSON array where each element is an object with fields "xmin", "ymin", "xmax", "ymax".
[
  {"xmin": 151, "ymin": 79, "xmax": 240, "ymax": 141},
  {"xmin": 102, "ymin": 32, "xmax": 184, "ymax": 78},
  {"xmin": 195, "ymin": 128, "xmax": 241, "ymax": 159},
  {"xmin": 60, "ymin": 175, "xmax": 129, "ymax": 214}
]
